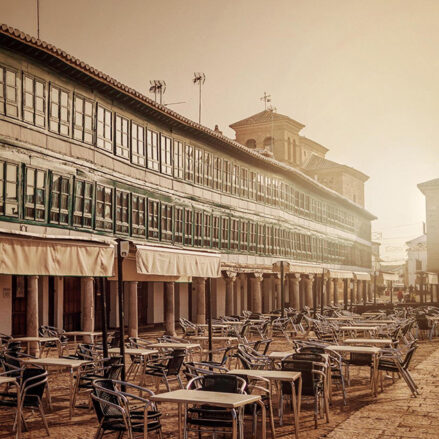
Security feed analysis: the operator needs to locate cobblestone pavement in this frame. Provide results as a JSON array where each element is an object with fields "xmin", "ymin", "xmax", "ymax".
[{"xmin": 324, "ymin": 341, "xmax": 439, "ymax": 439}]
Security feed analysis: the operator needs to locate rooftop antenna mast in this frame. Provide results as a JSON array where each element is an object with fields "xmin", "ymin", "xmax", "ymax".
[
  {"xmin": 268, "ymin": 104, "xmax": 277, "ymax": 152},
  {"xmin": 193, "ymin": 72, "xmax": 206, "ymax": 124},
  {"xmin": 149, "ymin": 80, "xmax": 166, "ymax": 104},
  {"xmin": 260, "ymin": 91, "xmax": 271, "ymax": 110},
  {"xmin": 36, "ymin": 0, "xmax": 40, "ymax": 39}
]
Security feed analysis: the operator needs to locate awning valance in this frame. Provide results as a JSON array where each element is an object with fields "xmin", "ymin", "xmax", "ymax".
[
  {"xmin": 353, "ymin": 272, "xmax": 371, "ymax": 281},
  {"xmin": 136, "ymin": 245, "xmax": 221, "ymax": 278},
  {"xmin": 0, "ymin": 233, "xmax": 115, "ymax": 276},
  {"xmin": 272, "ymin": 261, "xmax": 323, "ymax": 275},
  {"xmin": 327, "ymin": 270, "xmax": 354, "ymax": 279},
  {"xmin": 380, "ymin": 272, "xmax": 399, "ymax": 282},
  {"xmin": 427, "ymin": 273, "xmax": 439, "ymax": 285}
]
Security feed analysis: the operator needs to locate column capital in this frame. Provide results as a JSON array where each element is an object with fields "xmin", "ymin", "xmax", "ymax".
[
  {"xmin": 192, "ymin": 277, "xmax": 206, "ymax": 287},
  {"xmin": 272, "ymin": 272, "xmax": 281, "ymax": 280},
  {"xmin": 289, "ymin": 273, "xmax": 300, "ymax": 279},
  {"xmin": 222, "ymin": 271, "xmax": 237, "ymax": 282},
  {"xmin": 28, "ymin": 275, "xmax": 39, "ymax": 280},
  {"xmin": 252, "ymin": 272, "xmax": 264, "ymax": 282}
]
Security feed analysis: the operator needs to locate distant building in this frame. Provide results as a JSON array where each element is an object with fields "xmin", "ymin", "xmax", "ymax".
[
  {"xmin": 418, "ymin": 179, "xmax": 439, "ymax": 273},
  {"xmin": 405, "ymin": 234, "xmax": 427, "ymax": 287},
  {"xmin": 230, "ymin": 110, "xmax": 369, "ymax": 207}
]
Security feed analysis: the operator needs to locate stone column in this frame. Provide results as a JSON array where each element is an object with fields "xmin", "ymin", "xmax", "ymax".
[
  {"xmin": 223, "ymin": 271, "xmax": 237, "ymax": 316},
  {"xmin": 358, "ymin": 280, "xmax": 364, "ymax": 305},
  {"xmin": 193, "ymin": 278, "xmax": 206, "ymax": 324},
  {"xmin": 82, "ymin": 277, "xmax": 94, "ymax": 343},
  {"xmin": 289, "ymin": 274, "xmax": 300, "ymax": 309},
  {"xmin": 351, "ymin": 280, "xmax": 358, "ymax": 304},
  {"xmin": 333, "ymin": 279, "xmax": 339, "ymax": 306},
  {"xmin": 299, "ymin": 275, "xmax": 307, "ymax": 309},
  {"xmin": 233, "ymin": 275, "xmax": 241, "ymax": 315},
  {"xmin": 326, "ymin": 277, "xmax": 334, "ymax": 306},
  {"xmin": 343, "ymin": 279, "xmax": 349, "ymax": 308},
  {"xmin": 273, "ymin": 274, "xmax": 281, "ymax": 310},
  {"xmin": 239, "ymin": 273, "xmax": 247, "ymax": 311},
  {"xmin": 305, "ymin": 275, "xmax": 314, "ymax": 307},
  {"xmin": 251, "ymin": 273, "xmax": 264, "ymax": 313},
  {"xmin": 54, "ymin": 277, "xmax": 64, "ymax": 329},
  {"xmin": 27, "ymin": 276, "xmax": 39, "ymax": 356},
  {"xmin": 262, "ymin": 276, "xmax": 271, "ymax": 313},
  {"xmin": 367, "ymin": 281, "xmax": 373, "ymax": 302},
  {"xmin": 127, "ymin": 281, "xmax": 138, "ymax": 338},
  {"xmin": 164, "ymin": 282, "xmax": 176, "ymax": 336}
]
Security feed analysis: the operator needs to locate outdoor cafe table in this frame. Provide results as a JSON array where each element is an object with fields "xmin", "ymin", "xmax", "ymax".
[
  {"xmin": 328, "ymin": 345, "xmax": 381, "ymax": 396},
  {"xmin": 65, "ymin": 331, "xmax": 104, "ymax": 344},
  {"xmin": 326, "ymin": 317, "xmax": 354, "ymax": 321},
  {"xmin": 12, "ymin": 336, "xmax": 61, "ymax": 357},
  {"xmin": 150, "ymin": 388, "xmax": 266, "ymax": 439},
  {"xmin": 108, "ymin": 347, "xmax": 158, "ymax": 383},
  {"xmin": 0, "ymin": 376, "xmax": 21, "ymax": 438},
  {"xmin": 147, "ymin": 342, "xmax": 201, "ymax": 360},
  {"xmin": 228, "ymin": 369, "xmax": 302, "ymax": 439},
  {"xmin": 20, "ymin": 357, "xmax": 90, "ymax": 418},
  {"xmin": 340, "ymin": 326, "xmax": 379, "ymax": 337},
  {"xmin": 344, "ymin": 338, "xmax": 393, "ymax": 347}
]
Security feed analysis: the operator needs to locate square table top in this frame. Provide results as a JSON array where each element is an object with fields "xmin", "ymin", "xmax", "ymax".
[
  {"xmin": 228, "ymin": 369, "xmax": 301, "ymax": 381},
  {"xmin": 0, "ymin": 376, "xmax": 17, "ymax": 385},
  {"xmin": 12, "ymin": 336, "xmax": 59, "ymax": 342},
  {"xmin": 329, "ymin": 345, "xmax": 381, "ymax": 354},
  {"xmin": 21, "ymin": 357, "xmax": 90, "ymax": 368},
  {"xmin": 344, "ymin": 338, "xmax": 392, "ymax": 346},
  {"xmin": 65, "ymin": 331, "xmax": 102, "ymax": 336},
  {"xmin": 150, "ymin": 389, "xmax": 261, "ymax": 408},
  {"xmin": 108, "ymin": 347, "xmax": 158, "ymax": 356},
  {"xmin": 340, "ymin": 326, "xmax": 379, "ymax": 331},
  {"xmin": 223, "ymin": 321, "xmax": 244, "ymax": 325},
  {"xmin": 188, "ymin": 336, "xmax": 238, "ymax": 342},
  {"xmin": 147, "ymin": 342, "xmax": 200, "ymax": 350},
  {"xmin": 196, "ymin": 324, "xmax": 228, "ymax": 328},
  {"xmin": 268, "ymin": 351, "xmax": 294, "ymax": 359},
  {"xmin": 326, "ymin": 317, "xmax": 354, "ymax": 321}
]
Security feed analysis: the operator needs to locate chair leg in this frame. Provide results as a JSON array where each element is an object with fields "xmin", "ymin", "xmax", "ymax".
[{"xmin": 38, "ymin": 404, "xmax": 50, "ymax": 436}]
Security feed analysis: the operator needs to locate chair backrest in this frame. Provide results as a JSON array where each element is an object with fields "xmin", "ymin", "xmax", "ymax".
[
  {"xmin": 91, "ymin": 379, "xmax": 124, "ymax": 424},
  {"xmin": 253, "ymin": 339, "xmax": 272, "ymax": 356},
  {"xmin": 188, "ymin": 373, "xmax": 246, "ymax": 394},
  {"xmin": 166, "ymin": 349, "xmax": 186, "ymax": 375},
  {"xmin": 21, "ymin": 368, "xmax": 48, "ymax": 404},
  {"xmin": 281, "ymin": 352, "xmax": 326, "ymax": 396},
  {"xmin": 103, "ymin": 356, "xmax": 123, "ymax": 380},
  {"xmin": 402, "ymin": 343, "xmax": 418, "ymax": 369}
]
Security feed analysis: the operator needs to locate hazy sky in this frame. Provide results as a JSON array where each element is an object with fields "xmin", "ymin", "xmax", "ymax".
[{"xmin": 2, "ymin": 0, "xmax": 438, "ymax": 262}]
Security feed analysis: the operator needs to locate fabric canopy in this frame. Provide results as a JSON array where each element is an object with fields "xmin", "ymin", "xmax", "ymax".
[
  {"xmin": 427, "ymin": 273, "xmax": 439, "ymax": 285},
  {"xmin": 327, "ymin": 269, "xmax": 354, "ymax": 279},
  {"xmin": 380, "ymin": 272, "xmax": 399, "ymax": 282},
  {"xmin": 0, "ymin": 233, "xmax": 115, "ymax": 276},
  {"xmin": 353, "ymin": 272, "xmax": 371, "ymax": 281},
  {"xmin": 136, "ymin": 245, "xmax": 221, "ymax": 278}
]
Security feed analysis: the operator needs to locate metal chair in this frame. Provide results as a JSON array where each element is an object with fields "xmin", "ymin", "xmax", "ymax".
[
  {"xmin": 378, "ymin": 342, "xmax": 419, "ymax": 396},
  {"xmin": 280, "ymin": 352, "xmax": 329, "ymax": 428},
  {"xmin": 143, "ymin": 348, "xmax": 185, "ymax": 391},
  {"xmin": 185, "ymin": 374, "xmax": 247, "ymax": 439},
  {"xmin": 91, "ymin": 379, "xmax": 162, "ymax": 439},
  {"xmin": 0, "ymin": 367, "xmax": 50, "ymax": 436}
]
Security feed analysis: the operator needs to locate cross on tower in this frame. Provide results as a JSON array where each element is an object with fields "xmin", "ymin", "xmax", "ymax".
[{"xmin": 260, "ymin": 92, "xmax": 271, "ymax": 110}]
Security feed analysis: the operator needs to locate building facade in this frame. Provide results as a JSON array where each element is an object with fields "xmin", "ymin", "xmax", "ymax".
[
  {"xmin": 405, "ymin": 234, "xmax": 427, "ymax": 288},
  {"xmin": 0, "ymin": 25, "xmax": 375, "ymax": 338}
]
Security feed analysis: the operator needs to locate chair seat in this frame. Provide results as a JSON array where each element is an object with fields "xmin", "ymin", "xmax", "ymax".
[{"xmin": 102, "ymin": 419, "xmax": 161, "ymax": 432}]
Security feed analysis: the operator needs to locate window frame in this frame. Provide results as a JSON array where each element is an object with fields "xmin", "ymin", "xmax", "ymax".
[
  {"xmin": 73, "ymin": 179, "xmax": 94, "ymax": 229},
  {"xmin": 0, "ymin": 65, "xmax": 19, "ymax": 118},
  {"xmin": 22, "ymin": 73, "xmax": 46, "ymax": 128},
  {"xmin": 160, "ymin": 134, "xmax": 173, "ymax": 176},
  {"xmin": 131, "ymin": 193, "xmax": 146, "ymax": 237},
  {"xmin": 115, "ymin": 189, "xmax": 130, "ymax": 235},
  {"xmin": 48, "ymin": 83, "xmax": 70, "ymax": 136},
  {"xmin": 131, "ymin": 121, "xmax": 146, "ymax": 166},
  {"xmin": 96, "ymin": 104, "xmax": 113, "ymax": 152},
  {"xmin": 114, "ymin": 113, "xmax": 130, "ymax": 160},
  {"xmin": 73, "ymin": 93, "xmax": 94, "ymax": 144},
  {"xmin": 49, "ymin": 172, "xmax": 71, "ymax": 225},
  {"xmin": 95, "ymin": 184, "xmax": 114, "ymax": 232}
]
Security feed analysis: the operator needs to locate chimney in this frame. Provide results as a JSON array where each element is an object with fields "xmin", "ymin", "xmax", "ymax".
[{"xmin": 214, "ymin": 124, "xmax": 223, "ymax": 135}]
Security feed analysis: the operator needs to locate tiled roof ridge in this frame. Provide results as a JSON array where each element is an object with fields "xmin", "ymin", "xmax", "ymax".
[{"xmin": 0, "ymin": 23, "xmax": 375, "ymax": 220}]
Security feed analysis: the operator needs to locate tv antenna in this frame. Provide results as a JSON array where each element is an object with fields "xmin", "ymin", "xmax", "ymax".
[
  {"xmin": 260, "ymin": 92, "xmax": 271, "ymax": 110},
  {"xmin": 193, "ymin": 72, "xmax": 206, "ymax": 124},
  {"xmin": 149, "ymin": 80, "xmax": 166, "ymax": 104}
]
